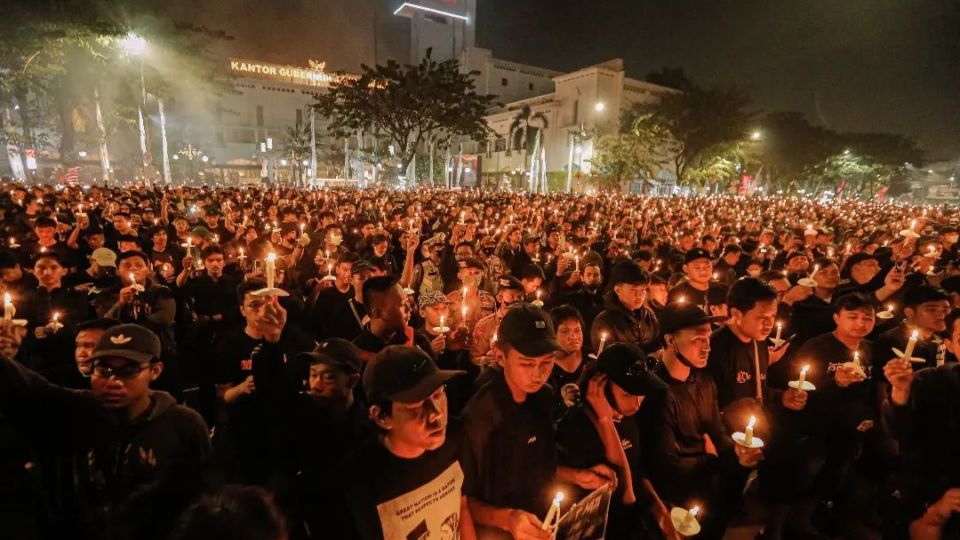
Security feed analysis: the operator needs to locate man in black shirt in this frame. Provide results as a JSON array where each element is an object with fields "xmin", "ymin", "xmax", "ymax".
[
  {"xmin": 874, "ymin": 286, "xmax": 950, "ymax": 374},
  {"xmin": 354, "ymin": 275, "xmax": 431, "ymax": 361},
  {"xmin": 313, "ymin": 345, "xmax": 475, "ymax": 540},
  {"xmin": 463, "ymin": 304, "xmax": 616, "ymax": 540},
  {"xmin": 646, "ymin": 304, "xmax": 761, "ymax": 539},
  {"xmin": 708, "ymin": 277, "xmax": 786, "ymax": 417},
  {"xmin": 415, "ymin": 291, "xmax": 475, "ymax": 415},
  {"xmin": 556, "ymin": 343, "xmax": 675, "ymax": 539},
  {"xmin": 667, "ymin": 248, "xmax": 714, "ymax": 311},
  {"xmin": 214, "ymin": 279, "xmax": 315, "ymax": 485},
  {"xmin": 766, "ymin": 293, "xmax": 879, "ymax": 539},
  {"xmin": 0, "ymin": 322, "xmax": 210, "ymax": 539},
  {"xmin": 549, "ymin": 304, "xmax": 588, "ymax": 416},
  {"xmin": 18, "ymin": 251, "xmax": 92, "ymax": 371},
  {"xmin": 883, "ymin": 350, "xmax": 960, "ymax": 538},
  {"xmin": 307, "ymin": 251, "xmax": 358, "ymax": 339},
  {"xmin": 591, "ymin": 261, "xmax": 659, "ymax": 352},
  {"xmin": 44, "ymin": 318, "xmax": 118, "ymax": 389}
]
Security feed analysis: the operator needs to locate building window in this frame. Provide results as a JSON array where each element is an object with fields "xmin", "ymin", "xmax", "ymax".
[
  {"xmin": 227, "ymin": 128, "xmax": 256, "ymax": 144},
  {"xmin": 296, "ymin": 108, "xmax": 303, "ymax": 126},
  {"xmin": 501, "ymin": 78, "xmax": 508, "ymax": 86},
  {"xmin": 528, "ymin": 82, "xmax": 534, "ymax": 91},
  {"xmin": 494, "ymin": 137, "xmax": 506, "ymax": 152},
  {"xmin": 256, "ymin": 105, "xmax": 264, "ymax": 127}
]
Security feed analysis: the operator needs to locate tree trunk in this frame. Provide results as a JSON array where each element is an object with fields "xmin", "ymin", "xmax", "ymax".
[{"xmin": 55, "ymin": 75, "xmax": 75, "ymax": 163}]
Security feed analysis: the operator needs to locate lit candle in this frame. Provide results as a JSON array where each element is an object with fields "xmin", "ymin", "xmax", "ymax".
[
  {"xmin": 903, "ymin": 329, "xmax": 919, "ymax": 360},
  {"xmin": 128, "ymin": 273, "xmax": 137, "ymax": 287},
  {"xmin": 598, "ymin": 332, "xmax": 608, "ymax": 354},
  {"xmin": 8, "ymin": 237, "xmax": 18, "ymax": 248},
  {"xmin": 798, "ymin": 365, "xmax": 809, "ymax": 388},
  {"xmin": 542, "ymin": 492, "xmax": 564, "ymax": 531},
  {"xmin": 3, "ymin": 293, "xmax": 13, "ymax": 321},
  {"xmin": 326, "ymin": 263, "xmax": 333, "ymax": 276},
  {"xmin": 744, "ymin": 416, "xmax": 756, "ymax": 447},
  {"xmin": 887, "ymin": 303, "xmax": 894, "ymax": 313},
  {"xmin": 574, "ymin": 255, "xmax": 580, "ymax": 272},
  {"xmin": 238, "ymin": 247, "xmax": 246, "ymax": 260},
  {"xmin": 687, "ymin": 506, "xmax": 701, "ymax": 527},
  {"xmin": 439, "ymin": 315, "xmax": 446, "ymax": 328},
  {"xmin": 775, "ymin": 322, "xmax": 783, "ymax": 343},
  {"xmin": 677, "ymin": 295, "xmax": 686, "ymax": 304},
  {"xmin": 265, "ymin": 252, "xmax": 277, "ymax": 289},
  {"xmin": 853, "ymin": 350, "xmax": 861, "ymax": 368},
  {"xmin": 460, "ymin": 305, "xmax": 468, "ymax": 325}
]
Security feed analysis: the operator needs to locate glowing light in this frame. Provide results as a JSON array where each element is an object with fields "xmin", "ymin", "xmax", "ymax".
[
  {"xmin": 119, "ymin": 33, "xmax": 147, "ymax": 56},
  {"xmin": 393, "ymin": 2, "xmax": 469, "ymax": 21}
]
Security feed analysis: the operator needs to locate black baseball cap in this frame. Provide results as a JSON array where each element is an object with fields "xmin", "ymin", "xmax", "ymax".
[
  {"xmin": 88, "ymin": 323, "xmax": 162, "ymax": 364},
  {"xmin": 362, "ymin": 345, "xmax": 464, "ymax": 403},
  {"xmin": 844, "ymin": 252, "xmax": 877, "ymax": 268},
  {"xmin": 596, "ymin": 343, "xmax": 667, "ymax": 396},
  {"xmin": 684, "ymin": 248, "xmax": 711, "ymax": 264},
  {"xmin": 297, "ymin": 338, "xmax": 362, "ymax": 374},
  {"xmin": 497, "ymin": 304, "xmax": 563, "ymax": 357},
  {"xmin": 351, "ymin": 259, "xmax": 374, "ymax": 275},
  {"xmin": 903, "ymin": 285, "xmax": 950, "ymax": 308},
  {"xmin": 659, "ymin": 304, "xmax": 726, "ymax": 337},
  {"xmin": 496, "ymin": 275, "xmax": 524, "ymax": 293},
  {"xmin": 609, "ymin": 261, "xmax": 649, "ymax": 287}
]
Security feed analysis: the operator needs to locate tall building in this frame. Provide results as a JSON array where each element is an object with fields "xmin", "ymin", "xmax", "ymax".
[{"xmin": 394, "ymin": 0, "xmax": 477, "ymax": 63}]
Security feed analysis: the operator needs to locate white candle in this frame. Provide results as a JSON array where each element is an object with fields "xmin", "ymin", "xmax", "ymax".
[
  {"xmin": 853, "ymin": 350, "xmax": 861, "ymax": 368},
  {"xmin": 598, "ymin": 332, "xmax": 608, "ymax": 354},
  {"xmin": 439, "ymin": 315, "xmax": 446, "ymax": 328},
  {"xmin": 542, "ymin": 492, "xmax": 564, "ymax": 531},
  {"xmin": 265, "ymin": 252, "xmax": 277, "ymax": 289},
  {"xmin": 903, "ymin": 329, "xmax": 919, "ymax": 360},
  {"xmin": 744, "ymin": 416, "xmax": 756, "ymax": 446},
  {"xmin": 128, "ymin": 273, "xmax": 137, "ymax": 287},
  {"xmin": 3, "ymin": 293, "xmax": 13, "ymax": 321},
  {"xmin": 798, "ymin": 365, "xmax": 809, "ymax": 388},
  {"xmin": 238, "ymin": 248, "xmax": 246, "ymax": 260},
  {"xmin": 327, "ymin": 263, "xmax": 333, "ymax": 276},
  {"xmin": 460, "ymin": 305, "xmax": 468, "ymax": 326},
  {"xmin": 775, "ymin": 322, "xmax": 783, "ymax": 343},
  {"xmin": 575, "ymin": 255, "xmax": 580, "ymax": 272}
]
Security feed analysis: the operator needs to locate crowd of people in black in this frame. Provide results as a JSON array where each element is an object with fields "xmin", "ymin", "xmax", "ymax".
[{"xmin": 1, "ymin": 181, "xmax": 959, "ymax": 540}]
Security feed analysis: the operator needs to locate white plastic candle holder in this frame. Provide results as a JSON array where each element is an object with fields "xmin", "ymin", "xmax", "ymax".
[{"xmin": 670, "ymin": 507, "xmax": 701, "ymax": 537}]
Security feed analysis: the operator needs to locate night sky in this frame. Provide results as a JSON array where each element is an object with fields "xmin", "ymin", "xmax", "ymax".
[
  {"xmin": 160, "ymin": 0, "xmax": 959, "ymax": 160},
  {"xmin": 477, "ymin": 0, "xmax": 960, "ymax": 159}
]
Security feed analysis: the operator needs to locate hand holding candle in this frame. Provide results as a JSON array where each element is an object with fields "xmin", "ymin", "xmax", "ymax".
[
  {"xmin": 3, "ymin": 293, "xmax": 14, "ymax": 321},
  {"xmin": 541, "ymin": 492, "xmax": 564, "ymax": 531},
  {"xmin": 903, "ymin": 329, "xmax": 919, "ymax": 360}
]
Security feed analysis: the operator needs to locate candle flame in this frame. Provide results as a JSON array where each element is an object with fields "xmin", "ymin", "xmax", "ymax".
[
  {"xmin": 747, "ymin": 416, "xmax": 756, "ymax": 430},
  {"xmin": 801, "ymin": 365, "xmax": 810, "ymax": 376},
  {"xmin": 52, "ymin": 312, "xmax": 60, "ymax": 322},
  {"xmin": 3, "ymin": 292, "xmax": 10, "ymax": 304},
  {"xmin": 266, "ymin": 252, "xmax": 276, "ymax": 262},
  {"xmin": 910, "ymin": 329, "xmax": 919, "ymax": 340},
  {"xmin": 553, "ymin": 492, "xmax": 564, "ymax": 505},
  {"xmin": 690, "ymin": 506, "xmax": 700, "ymax": 517}
]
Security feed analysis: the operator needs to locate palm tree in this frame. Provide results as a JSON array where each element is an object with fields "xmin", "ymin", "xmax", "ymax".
[{"xmin": 508, "ymin": 105, "xmax": 549, "ymax": 192}]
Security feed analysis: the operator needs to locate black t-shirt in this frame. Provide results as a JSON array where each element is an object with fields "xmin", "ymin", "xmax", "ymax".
[
  {"xmin": 667, "ymin": 281, "xmax": 710, "ymax": 311},
  {"xmin": 461, "ymin": 370, "xmax": 558, "ymax": 517},
  {"xmin": 874, "ymin": 324, "xmax": 948, "ymax": 372},
  {"xmin": 781, "ymin": 332, "xmax": 876, "ymax": 436},
  {"xmin": 707, "ymin": 326, "xmax": 770, "ymax": 410},
  {"xmin": 549, "ymin": 355, "xmax": 586, "ymax": 417},
  {"xmin": 318, "ymin": 422, "xmax": 471, "ymax": 540}
]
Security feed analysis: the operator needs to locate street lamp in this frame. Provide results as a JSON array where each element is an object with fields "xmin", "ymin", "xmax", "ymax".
[
  {"xmin": 750, "ymin": 131, "xmax": 761, "ymax": 141},
  {"xmin": 843, "ymin": 149, "xmax": 851, "ymax": 156},
  {"xmin": 594, "ymin": 101, "xmax": 605, "ymax": 113},
  {"xmin": 119, "ymin": 33, "xmax": 147, "ymax": 56}
]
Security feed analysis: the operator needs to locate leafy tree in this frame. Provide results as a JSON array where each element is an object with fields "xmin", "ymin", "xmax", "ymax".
[
  {"xmin": 315, "ymin": 49, "xmax": 494, "ymax": 185},
  {"xmin": 589, "ymin": 113, "xmax": 672, "ymax": 187},
  {"xmin": 645, "ymin": 66, "xmax": 695, "ymax": 92},
  {"xmin": 633, "ymin": 83, "xmax": 754, "ymax": 185}
]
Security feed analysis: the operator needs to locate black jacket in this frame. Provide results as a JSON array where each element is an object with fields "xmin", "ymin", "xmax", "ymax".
[
  {"xmin": 0, "ymin": 356, "xmax": 210, "ymax": 537},
  {"xmin": 590, "ymin": 290, "xmax": 660, "ymax": 352}
]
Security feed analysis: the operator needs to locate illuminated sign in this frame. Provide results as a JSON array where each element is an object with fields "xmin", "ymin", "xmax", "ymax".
[{"xmin": 229, "ymin": 58, "xmax": 357, "ymax": 87}]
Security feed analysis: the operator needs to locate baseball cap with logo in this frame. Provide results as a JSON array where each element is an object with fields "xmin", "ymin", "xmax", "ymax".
[
  {"xmin": 88, "ymin": 323, "xmax": 162, "ymax": 364},
  {"xmin": 297, "ymin": 338, "xmax": 361, "ymax": 375},
  {"xmin": 90, "ymin": 247, "xmax": 118, "ymax": 268},
  {"xmin": 497, "ymin": 304, "xmax": 563, "ymax": 357},
  {"xmin": 418, "ymin": 291, "xmax": 453, "ymax": 309},
  {"xmin": 496, "ymin": 275, "xmax": 524, "ymax": 293},
  {"xmin": 596, "ymin": 343, "xmax": 667, "ymax": 396},
  {"xmin": 363, "ymin": 345, "xmax": 464, "ymax": 403}
]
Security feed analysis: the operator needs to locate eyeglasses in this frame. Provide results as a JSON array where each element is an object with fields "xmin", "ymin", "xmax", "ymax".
[{"xmin": 91, "ymin": 363, "xmax": 150, "ymax": 380}]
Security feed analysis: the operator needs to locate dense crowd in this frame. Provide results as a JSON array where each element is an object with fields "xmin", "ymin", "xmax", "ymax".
[{"xmin": 0, "ymin": 181, "xmax": 959, "ymax": 540}]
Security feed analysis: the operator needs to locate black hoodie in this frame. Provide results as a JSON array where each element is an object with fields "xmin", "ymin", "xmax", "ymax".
[
  {"xmin": 590, "ymin": 290, "xmax": 660, "ymax": 352},
  {"xmin": 0, "ymin": 356, "xmax": 210, "ymax": 537}
]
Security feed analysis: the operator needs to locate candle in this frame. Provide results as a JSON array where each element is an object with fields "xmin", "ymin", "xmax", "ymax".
[
  {"xmin": 186, "ymin": 236, "xmax": 193, "ymax": 248},
  {"xmin": 542, "ymin": 492, "xmax": 564, "ymax": 531},
  {"xmin": 238, "ymin": 247, "xmax": 246, "ymax": 260},
  {"xmin": 775, "ymin": 322, "xmax": 783, "ymax": 343},
  {"xmin": 265, "ymin": 252, "xmax": 277, "ymax": 289},
  {"xmin": 574, "ymin": 255, "xmax": 580, "ymax": 272},
  {"xmin": 326, "ymin": 263, "xmax": 333, "ymax": 276},
  {"xmin": 128, "ymin": 273, "xmax": 137, "ymax": 286},
  {"xmin": 744, "ymin": 416, "xmax": 756, "ymax": 447},
  {"xmin": 887, "ymin": 303, "xmax": 894, "ymax": 313},
  {"xmin": 598, "ymin": 332, "xmax": 608, "ymax": 354},
  {"xmin": 798, "ymin": 365, "xmax": 809, "ymax": 388},
  {"xmin": 853, "ymin": 350, "xmax": 861, "ymax": 368},
  {"xmin": 3, "ymin": 293, "xmax": 13, "ymax": 321},
  {"xmin": 8, "ymin": 237, "xmax": 17, "ymax": 248},
  {"xmin": 439, "ymin": 315, "xmax": 446, "ymax": 328},
  {"xmin": 460, "ymin": 305, "xmax": 468, "ymax": 326},
  {"xmin": 903, "ymin": 329, "xmax": 919, "ymax": 360},
  {"xmin": 677, "ymin": 295, "xmax": 686, "ymax": 304}
]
